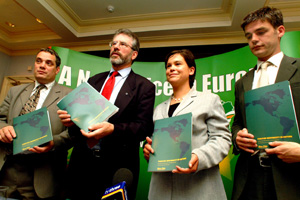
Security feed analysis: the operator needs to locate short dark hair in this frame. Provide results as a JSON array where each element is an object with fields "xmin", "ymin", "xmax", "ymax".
[
  {"xmin": 165, "ymin": 49, "xmax": 196, "ymax": 88},
  {"xmin": 241, "ymin": 6, "xmax": 284, "ymax": 31},
  {"xmin": 37, "ymin": 47, "xmax": 61, "ymax": 67},
  {"xmin": 113, "ymin": 29, "xmax": 140, "ymax": 52}
]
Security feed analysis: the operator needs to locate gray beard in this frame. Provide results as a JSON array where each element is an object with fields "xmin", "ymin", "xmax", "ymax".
[
  {"xmin": 110, "ymin": 54, "xmax": 131, "ymax": 66},
  {"xmin": 110, "ymin": 57, "xmax": 123, "ymax": 65}
]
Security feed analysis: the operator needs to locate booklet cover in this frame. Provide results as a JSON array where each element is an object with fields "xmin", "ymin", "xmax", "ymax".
[
  {"xmin": 13, "ymin": 107, "xmax": 53, "ymax": 155},
  {"xmin": 148, "ymin": 113, "xmax": 192, "ymax": 172},
  {"xmin": 245, "ymin": 80, "xmax": 300, "ymax": 149},
  {"xmin": 57, "ymin": 81, "xmax": 119, "ymax": 132}
]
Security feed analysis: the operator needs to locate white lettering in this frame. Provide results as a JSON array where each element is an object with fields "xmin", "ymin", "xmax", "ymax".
[
  {"xmin": 58, "ymin": 65, "xmax": 71, "ymax": 86},
  {"xmin": 226, "ymin": 73, "xmax": 235, "ymax": 91},
  {"xmin": 153, "ymin": 81, "xmax": 162, "ymax": 96},
  {"xmin": 77, "ymin": 69, "xmax": 91, "ymax": 86},
  {"xmin": 163, "ymin": 81, "xmax": 173, "ymax": 96},
  {"xmin": 212, "ymin": 75, "xmax": 225, "ymax": 93},
  {"xmin": 202, "ymin": 74, "xmax": 212, "ymax": 92},
  {"xmin": 202, "ymin": 70, "xmax": 247, "ymax": 93}
]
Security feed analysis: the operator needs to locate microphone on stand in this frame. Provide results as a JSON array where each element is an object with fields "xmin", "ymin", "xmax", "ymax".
[{"xmin": 101, "ymin": 168, "xmax": 133, "ymax": 200}]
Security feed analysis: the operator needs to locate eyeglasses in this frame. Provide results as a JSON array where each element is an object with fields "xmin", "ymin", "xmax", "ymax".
[{"xmin": 109, "ymin": 41, "xmax": 134, "ymax": 50}]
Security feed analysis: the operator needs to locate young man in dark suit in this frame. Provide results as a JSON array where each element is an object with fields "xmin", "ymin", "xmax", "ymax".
[
  {"xmin": 0, "ymin": 48, "xmax": 73, "ymax": 199},
  {"xmin": 231, "ymin": 7, "xmax": 300, "ymax": 200},
  {"xmin": 58, "ymin": 29, "xmax": 156, "ymax": 200}
]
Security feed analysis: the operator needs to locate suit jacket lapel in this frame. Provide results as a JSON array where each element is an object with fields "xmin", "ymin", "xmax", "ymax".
[
  {"xmin": 160, "ymin": 99, "xmax": 170, "ymax": 119},
  {"xmin": 43, "ymin": 82, "xmax": 60, "ymax": 108},
  {"xmin": 13, "ymin": 83, "xmax": 34, "ymax": 117},
  {"xmin": 275, "ymin": 55, "xmax": 297, "ymax": 83},
  {"xmin": 242, "ymin": 68, "xmax": 255, "ymax": 92},
  {"xmin": 92, "ymin": 72, "xmax": 109, "ymax": 92},
  {"xmin": 113, "ymin": 71, "xmax": 136, "ymax": 118}
]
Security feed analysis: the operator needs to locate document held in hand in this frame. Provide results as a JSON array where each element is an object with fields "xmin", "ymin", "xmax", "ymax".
[
  {"xmin": 245, "ymin": 80, "xmax": 300, "ymax": 149},
  {"xmin": 13, "ymin": 107, "xmax": 53, "ymax": 154},
  {"xmin": 148, "ymin": 113, "xmax": 192, "ymax": 172},
  {"xmin": 57, "ymin": 82, "xmax": 119, "ymax": 132}
]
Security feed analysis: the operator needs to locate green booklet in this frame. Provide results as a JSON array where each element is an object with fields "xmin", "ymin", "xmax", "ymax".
[
  {"xmin": 245, "ymin": 80, "xmax": 300, "ymax": 149},
  {"xmin": 57, "ymin": 82, "xmax": 119, "ymax": 132},
  {"xmin": 148, "ymin": 113, "xmax": 192, "ymax": 172},
  {"xmin": 13, "ymin": 107, "xmax": 53, "ymax": 155}
]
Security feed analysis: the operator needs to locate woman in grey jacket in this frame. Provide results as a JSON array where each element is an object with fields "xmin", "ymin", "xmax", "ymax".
[{"xmin": 143, "ymin": 49, "xmax": 231, "ymax": 200}]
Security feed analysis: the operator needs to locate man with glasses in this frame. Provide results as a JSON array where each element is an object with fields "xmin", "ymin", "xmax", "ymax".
[{"xmin": 58, "ymin": 29, "xmax": 155, "ymax": 200}]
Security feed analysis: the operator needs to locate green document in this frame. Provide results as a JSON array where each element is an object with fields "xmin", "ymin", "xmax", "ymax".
[
  {"xmin": 148, "ymin": 113, "xmax": 192, "ymax": 172},
  {"xmin": 57, "ymin": 82, "xmax": 119, "ymax": 132},
  {"xmin": 13, "ymin": 107, "xmax": 53, "ymax": 155},
  {"xmin": 245, "ymin": 80, "xmax": 300, "ymax": 149}
]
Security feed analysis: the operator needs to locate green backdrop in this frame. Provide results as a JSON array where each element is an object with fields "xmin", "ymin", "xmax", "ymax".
[{"xmin": 53, "ymin": 31, "xmax": 300, "ymax": 200}]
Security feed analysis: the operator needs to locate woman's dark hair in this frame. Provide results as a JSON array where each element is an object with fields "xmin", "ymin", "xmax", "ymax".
[{"xmin": 165, "ymin": 49, "xmax": 196, "ymax": 88}]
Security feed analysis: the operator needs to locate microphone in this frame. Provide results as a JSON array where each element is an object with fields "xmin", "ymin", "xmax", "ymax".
[
  {"xmin": 112, "ymin": 168, "xmax": 133, "ymax": 190},
  {"xmin": 101, "ymin": 168, "xmax": 133, "ymax": 200}
]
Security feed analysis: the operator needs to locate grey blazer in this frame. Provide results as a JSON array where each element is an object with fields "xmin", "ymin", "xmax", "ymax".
[
  {"xmin": 0, "ymin": 82, "xmax": 73, "ymax": 198},
  {"xmin": 148, "ymin": 86, "xmax": 231, "ymax": 200}
]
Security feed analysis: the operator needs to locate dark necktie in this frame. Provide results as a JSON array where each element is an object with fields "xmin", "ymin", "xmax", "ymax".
[
  {"xmin": 19, "ymin": 84, "xmax": 46, "ymax": 115},
  {"xmin": 101, "ymin": 71, "xmax": 119, "ymax": 100}
]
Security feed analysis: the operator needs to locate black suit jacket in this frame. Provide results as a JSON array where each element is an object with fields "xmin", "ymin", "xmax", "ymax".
[
  {"xmin": 67, "ymin": 70, "xmax": 155, "ymax": 199},
  {"xmin": 231, "ymin": 55, "xmax": 300, "ymax": 200}
]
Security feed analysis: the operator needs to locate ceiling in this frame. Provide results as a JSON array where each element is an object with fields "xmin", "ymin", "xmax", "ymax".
[{"xmin": 1, "ymin": 0, "xmax": 300, "ymax": 56}]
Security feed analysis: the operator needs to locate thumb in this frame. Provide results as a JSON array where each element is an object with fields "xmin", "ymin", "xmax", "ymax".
[
  {"xmin": 268, "ymin": 141, "xmax": 282, "ymax": 147},
  {"xmin": 189, "ymin": 154, "xmax": 198, "ymax": 168}
]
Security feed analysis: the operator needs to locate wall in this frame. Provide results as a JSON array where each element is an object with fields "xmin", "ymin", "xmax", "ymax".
[
  {"xmin": 0, "ymin": 51, "xmax": 11, "ymax": 90},
  {"xmin": 7, "ymin": 55, "xmax": 36, "ymax": 76}
]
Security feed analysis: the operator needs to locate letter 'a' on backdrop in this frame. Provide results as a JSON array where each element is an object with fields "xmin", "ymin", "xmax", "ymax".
[{"xmin": 53, "ymin": 31, "xmax": 300, "ymax": 200}]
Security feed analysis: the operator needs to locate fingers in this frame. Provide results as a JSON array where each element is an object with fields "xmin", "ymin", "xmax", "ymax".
[
  {"xmin": 189, "ymin": 154, "xmax": 198, "ymax": 169},
  {"xmin": 143, "ymin": 143, "xmax": 154, "ymax": 160},
  {"xmin": 146, "ymin": 136, "xmax": 152, "ymax": 145},
  {"xmin": 82, "ymin": 122, "xmax": 114, "ymax": 140},
  {"xmin": 57, "ymin": 110, "xmax": 74, "ymax": 127},
  {"xmin": 0, "ymin": 126, "xmax": 16, "ymax": 143},
  {"xmin": 172, "ymin": 165, "xmax": 194, "ymax": 174},
  {"xmin": 268, "ymin": 141, "xmax": 283, "ymax": 147},
  {"xmin": 29, "ymin": 141, "xmax": 54, "ymax": 153},
  {"xmin": 236, "ymin": 128, "xmax": 257, "ymax": 153},
  {"xmin": 265, "ymin": 148, "xmax": 276, "ymax": 155},
  {"xmin": 172, "ymin": 154, "xmax": 198, "ymax": 174},
  {"xmin": 265, "ymin": 142, "xmax": 281, "ymax": 155}
]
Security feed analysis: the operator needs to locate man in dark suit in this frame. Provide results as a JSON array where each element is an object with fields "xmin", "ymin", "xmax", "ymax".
[
  {"xmin": 232, "ymin": 7, "xmax": 300, "ymax": 200},
  {"xmin": 0, "ymin": 48, "xmax": 73, "ymax": 199},
  {"xmin": 58, "ymin": 29, "xmax": 155, "ymax": 200}
]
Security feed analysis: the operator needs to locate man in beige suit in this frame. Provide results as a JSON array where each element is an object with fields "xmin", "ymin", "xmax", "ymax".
[{"xmin": 0, "ymin": 48, "xmax": 73, "ymax": 200}]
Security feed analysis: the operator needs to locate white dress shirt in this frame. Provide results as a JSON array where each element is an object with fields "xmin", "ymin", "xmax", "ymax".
[{"xmin": 252, "ymin": 52, "xmax": 284, "ymax": 89}]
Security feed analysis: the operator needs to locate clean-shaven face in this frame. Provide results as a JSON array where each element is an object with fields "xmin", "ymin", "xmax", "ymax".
[{"xmin": 244, "ymin": 20, "xmax": 284, "ymax": 61}]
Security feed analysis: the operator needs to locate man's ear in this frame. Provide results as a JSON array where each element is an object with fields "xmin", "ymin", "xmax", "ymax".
[{"xmin": 131, "ymin": 51, "xmax": 138, "ymax": 61}]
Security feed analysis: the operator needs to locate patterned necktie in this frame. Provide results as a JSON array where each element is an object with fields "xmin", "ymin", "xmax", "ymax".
[
  {"xmin": 20, "ymin": 84, "xmax": 46, "ymax": 115},
  {"xmin": 101, "ymin": 71, "xmax": 119, "ymax": 100},
  {"xmin": 257, "ymin": 62, "xmax": 270, "ymax": 88}
]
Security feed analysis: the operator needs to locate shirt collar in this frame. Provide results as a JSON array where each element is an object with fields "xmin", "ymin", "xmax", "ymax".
[
  {"xmin": 34, "ymin": 80, "xmax": 55, "ymax": 90},
  {"xmin": 257, "ymin": 52, "xmax": 284, "ymax": 70},
  {"xmin": 110, "ymin": 67, "xmax": 131, "ymax": 78}
]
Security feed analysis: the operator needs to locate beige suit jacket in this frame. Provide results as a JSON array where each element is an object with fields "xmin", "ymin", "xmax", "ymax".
[{"xmin": 0, "ymin": 82, "xmax": 73, "ymax": 198}]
